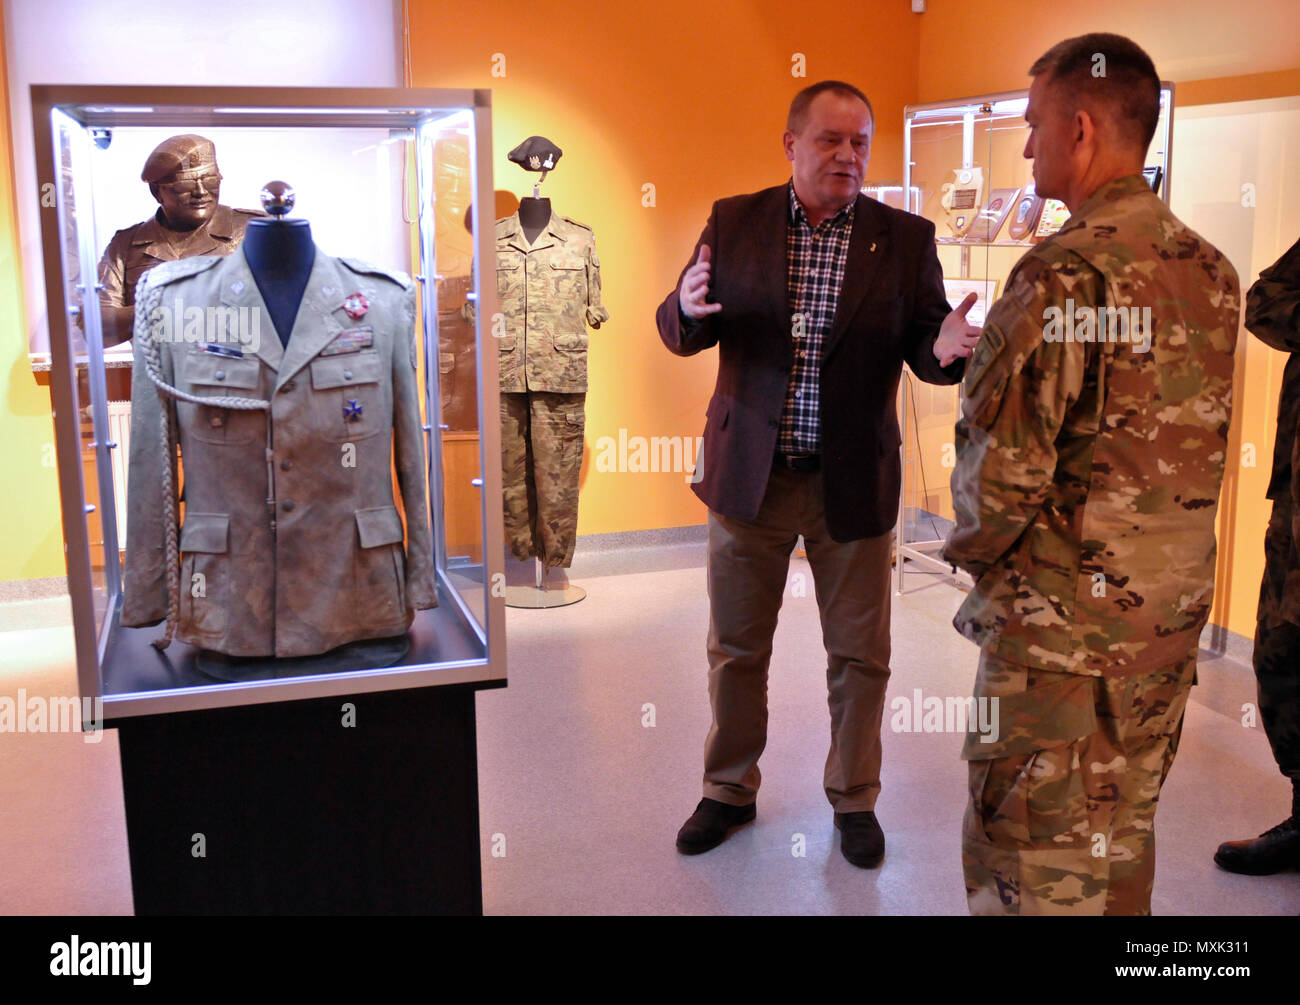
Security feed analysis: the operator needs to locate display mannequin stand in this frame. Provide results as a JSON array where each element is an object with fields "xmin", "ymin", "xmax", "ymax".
[{"xmin": 503, "ymin": 554, "xmax": 586, "ymax": 609}]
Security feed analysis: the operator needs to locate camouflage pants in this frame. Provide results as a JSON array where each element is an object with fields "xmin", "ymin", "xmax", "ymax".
[
  {"xmin": 500, "ymin": 391, "xmax": 585, "ymax": 568},
  {"xmin": 962, "ymin": 650, "xmax": 1196, "ymax": 915},
  {"xmin": 1254, "ymin": 496, "xmax": 1300, "ymax": 781}
]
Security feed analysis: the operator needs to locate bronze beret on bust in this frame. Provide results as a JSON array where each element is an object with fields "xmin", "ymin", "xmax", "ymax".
[{"xmin": 141, "ymin": 134, "xmax": 220, "ymax": 183}]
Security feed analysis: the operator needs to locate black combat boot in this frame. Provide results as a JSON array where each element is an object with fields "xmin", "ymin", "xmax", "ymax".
[{"xmin": 1214, "ymin": 783, "xmax": 1300, "ymax": 876}]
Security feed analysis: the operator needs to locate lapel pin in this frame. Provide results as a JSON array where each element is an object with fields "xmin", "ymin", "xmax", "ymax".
[
  {"xmin": 342, "ymin": 292, "xmax": 369, "ymax": 321},
  {"xmin": 343, "ymin": 399, "xmax": 363, "ymax": 422}
]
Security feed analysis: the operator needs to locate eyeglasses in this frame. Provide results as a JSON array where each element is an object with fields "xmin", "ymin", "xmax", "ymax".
[{"xmin": 160, "ymin": 173, "xmax": 222, "ymax": 196}]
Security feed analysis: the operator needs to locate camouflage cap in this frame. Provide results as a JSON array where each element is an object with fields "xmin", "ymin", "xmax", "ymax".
[
  {"xmin": 508, "ymin": 136, "xmax": 562, "ymax": 173},
  {"xmin": 141, "ymin": 134, "xmax": 220, "ymax": 183}
]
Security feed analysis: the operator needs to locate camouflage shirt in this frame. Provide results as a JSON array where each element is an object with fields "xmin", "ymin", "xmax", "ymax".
[
  {"xmin": 495, "ymin": 211, "xmax": 609, "ymax": 393},
  {"xmin": 1244, "ymin": 236, "xmax": 1300, "ymax": 500},
  {"xmin": 943, "ymin": 173, "xmax": 1240, "ymax": 675}
]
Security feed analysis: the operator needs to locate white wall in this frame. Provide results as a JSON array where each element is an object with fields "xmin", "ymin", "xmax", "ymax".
[{"xmin": 5, "ymin": 0, "xmax": 401, "ymax": 352}]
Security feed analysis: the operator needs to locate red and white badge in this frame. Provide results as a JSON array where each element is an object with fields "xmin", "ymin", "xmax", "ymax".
[{"xmin": 342, "ymin": 291, "xmax": 369, "ymax": 320}]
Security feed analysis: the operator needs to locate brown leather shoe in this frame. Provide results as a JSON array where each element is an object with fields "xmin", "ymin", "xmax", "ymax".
[
  {"xmin": 676, "ymin": 798, "xmax": 756, "ymax": 854},
  {"xmin": 1214, "ymin": 817, "xmax": 1300, "ymax": 875},
  {"xmin": 835, "ymin": 810, "xmax": 885, "ymax": 868}
]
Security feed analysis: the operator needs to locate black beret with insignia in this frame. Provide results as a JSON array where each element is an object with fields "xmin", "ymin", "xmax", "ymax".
[{"xmin": 508, "ymin": 136, "xmax": 563, "ymax": 174}]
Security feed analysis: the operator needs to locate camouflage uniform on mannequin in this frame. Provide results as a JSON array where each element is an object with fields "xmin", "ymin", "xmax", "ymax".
[
  {"xmin": 1214, "ymin": 236, "xmax": 1300, "ymax": 875},
  {"xmin": 944, "ymin": 34, "xmax": 1240, "ymax": 915},
  {"xmin": 496, "ymin": 137, "xmax": 609, "ymax": 569}
]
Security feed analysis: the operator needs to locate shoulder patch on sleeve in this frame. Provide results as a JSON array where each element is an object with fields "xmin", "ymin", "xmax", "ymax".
[
  {"xmin": 339, "ymin": 256, "xmax": 413, "ymax": 290},
  {"xmin": 144, "ymin": 255, "xmax": 223, "ymax": 286}
]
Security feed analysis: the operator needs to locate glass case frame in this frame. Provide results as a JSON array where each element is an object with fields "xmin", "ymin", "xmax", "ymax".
[
  {"xmin": 31, "ymin": 84, "xmax": 506, "ymax": 721},
  {"xmin": 895, "ymin": 83, "xmax": 1176, "ymax": 594}
]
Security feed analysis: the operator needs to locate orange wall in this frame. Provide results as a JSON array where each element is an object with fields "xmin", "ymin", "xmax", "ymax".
[
  {"xmin": 917, "ymin": 0, "xmax": 1300, "ymax": 101},
  {"xmin": 406, "ymin": 0, "xmax": 924, "ymax": 536}
]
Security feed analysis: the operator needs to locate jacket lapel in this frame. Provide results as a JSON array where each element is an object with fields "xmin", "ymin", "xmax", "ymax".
[
  {"xmin": 275, "ymin": 252, "xmax": 347, "ymax": 391},
  {"xmin": 757, "ymin": 185, "xmax": 793, "ymax": 350},
  {"xmin": 219, "ymin": 248, "xmax": 283, "ymax": 373},
  {"xmin": 824, "ymin": 193, "xmax": 888, "ymax": 360}
]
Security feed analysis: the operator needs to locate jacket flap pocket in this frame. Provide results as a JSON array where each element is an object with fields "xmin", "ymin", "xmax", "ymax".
[
  {"xmin": 554, "ymin": 333, "xmax": 587, "ymax": 351},
  {"xmin": 549, "ymin": 256, "xmax": 584, "ymax": 271},
  {"xmin": 185, "ymin": 352, "xmax": 261, "ymax": 390},
  {"xmin": 355, "ymin": 506, "xmax": 405, "ymax": 549},
  {"xmin": 961, "ymin": 673, "xmax": 1097, "ymax": 761},
  {"xmin": 179, "ymin": 512, "xmax": 230, "ymax": 553},
  {"xmin": 311, "ymin": 351, "xmax": 383, "ymax": 391},
  {"xmin": 496, "ymin": 251, "xmax": 522, "ymax": 271},
  {"xmin": 498, "ymin": 335, "xmax": 517, "ymax": 351}
]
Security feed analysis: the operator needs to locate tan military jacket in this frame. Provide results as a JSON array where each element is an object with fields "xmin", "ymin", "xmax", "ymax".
[
  {"xmin": 121, "ymin": 248, "xmax": 437, "ymax": 658},
  {"xmin": 943, "ymin": 174, "xmax": 1240, "ymax": 675},
  {"xmin": 98, "ymin": 205, "xmax": 261, "ymax": 309},
  {"xmin": 495, "ymin": 211, "xmax": 609, "ymax": 392}
]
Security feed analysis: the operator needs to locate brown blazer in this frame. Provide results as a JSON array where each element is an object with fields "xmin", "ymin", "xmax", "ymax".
[{"xmin": 656, "ymin": 184, "xmax": 964, "ymax": 541}]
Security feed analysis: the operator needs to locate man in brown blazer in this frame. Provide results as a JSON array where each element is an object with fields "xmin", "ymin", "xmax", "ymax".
[{"xmin": 656, "ymin": 80, "xmax": 980, "ymax": 867}]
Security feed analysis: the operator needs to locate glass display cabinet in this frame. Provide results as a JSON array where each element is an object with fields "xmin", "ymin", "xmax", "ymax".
[
  {"xmin": 31, "ymin": 85, "xmax": 505, "ymax": 720},
  {"xmin": 895, "ymin": 84, "xmax": 1175, "ymax": 593}
]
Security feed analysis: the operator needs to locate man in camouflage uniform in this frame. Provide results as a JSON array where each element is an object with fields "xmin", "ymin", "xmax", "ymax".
[
  {"xmin": 97, "ymin": 134, "xmax": 260, "ymax": 346},
  {"xmin": 495, "ymin": 209, "xmax": 608, "ymax": 568},
  {"xmin": 943, "ymin": 33, "xmax": 1240, "ymax": 914},
  {"xmin": 1214, "ymin": 236, "xmax": 1300, "ymax": 875}
]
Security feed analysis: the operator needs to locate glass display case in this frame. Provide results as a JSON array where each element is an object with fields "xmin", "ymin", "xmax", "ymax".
[
  {"xmin": 894, "ymin": 84, "xmax": 1175, "ymax": 592},
  {"xmin": 31, "ymin": 85, "xmax": 505, "ymax": 719}
]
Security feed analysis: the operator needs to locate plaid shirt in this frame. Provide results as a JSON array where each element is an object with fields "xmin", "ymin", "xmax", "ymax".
[{"xmin": 780, "ymin": 182, "xmax": 854, "ymax": 456}]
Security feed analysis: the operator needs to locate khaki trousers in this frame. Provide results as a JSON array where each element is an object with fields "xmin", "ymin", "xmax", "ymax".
[
  {"xmin": 962, "ymin": 650, "xmax": 1197, "ymax": 915},
  {"xmin": 703, "ymin": 465, "xmax": 893, "ymax": 813}
]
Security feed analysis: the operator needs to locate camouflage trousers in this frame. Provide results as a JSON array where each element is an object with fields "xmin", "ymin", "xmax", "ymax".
[
  {"xmin": 1254, "ymin": 496, "xmax": 1300, "ymax": 781},
  {"xmin": 500, "ymin": 391, "xmax": 585, "ymax": 568},
  {"xmin": 962, "ymin": 649, "xmax": 1196, "ymax": 915}
]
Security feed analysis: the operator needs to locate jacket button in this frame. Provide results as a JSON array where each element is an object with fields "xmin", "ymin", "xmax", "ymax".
[
  {"xmin": 343, "ymin": 370, "xmax": 353, "ymax": 380},
  {"xmin": 280, "ymin": 459, "xmax": 293, "ymax": 471},
  {"xmin": 214, "ymin": 369, "xmax": 226, "ymax": 381},
  {"xmin": 210, "ymin": 415, "xmax": 224, "ymax": 427},
  {"xmin": 282, "ymin": 499, "xmax": 295, "ymax": 512}
]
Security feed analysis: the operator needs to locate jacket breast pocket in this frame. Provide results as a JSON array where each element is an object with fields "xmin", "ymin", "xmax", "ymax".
[
  {"xmin": 178, "ymin": 512, "xmax": 229, "ymax": 639},
  {"xmin": 309, "ymin": 350, "xmax": 385, "ymax": 442},
  {"xmin": 497, "ymin": 251, "xmax": 523, "ymax": 299},
  {"xmin": 549, "ymin": 257, "xmax": 588, "ymax": 303},
  {"xmin": 179, "ymin": 351, "xmax": 265, "ymax": 446},
  {"xmin": 354, "ymin": 506, "xmax": 406, "ymax": 619}
]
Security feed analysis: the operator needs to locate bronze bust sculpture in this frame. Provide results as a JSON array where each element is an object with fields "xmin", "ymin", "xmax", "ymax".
[{"xmin": 96, "ymin": 134, "xmax": 260, "ymax": 346}]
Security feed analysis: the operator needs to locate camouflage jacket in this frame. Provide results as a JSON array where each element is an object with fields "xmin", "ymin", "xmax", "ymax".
[
  {"xmin": 495, "ymin": 211, "xmax": 609, "ymax": 393},
  {"xmin": 1244, "ymin": 236, "xmax": 1300, "ymax": 501},
  {"xmin": 943, "ymin": 174, "xmax": 1240, "ymax": 675},
  {"xmin": 98, "ymin": 204, "xmax": 261, "ymax": 309},
  {"xmin": 122, "ymin": 248, "xmax": 437, "ymax": 658}
]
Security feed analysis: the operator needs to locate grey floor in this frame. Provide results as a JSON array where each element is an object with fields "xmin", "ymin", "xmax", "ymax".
[{"xmin": 2, "ymin": 539, "xmax": 1299, "ymax": 915}]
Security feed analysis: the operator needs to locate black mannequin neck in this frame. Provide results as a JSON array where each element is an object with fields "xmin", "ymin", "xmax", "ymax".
[
  {"xmin": 243, "ymin": 218, "xmax": 316, "ymax": 346},
  {"xmin": 518, "ymin": 197, "xmax": 551, "ymax": 244}
]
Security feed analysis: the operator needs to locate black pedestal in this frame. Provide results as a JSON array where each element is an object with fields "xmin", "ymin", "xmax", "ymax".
[{"xmin": 116, "ymin": 683, "xmax": 490, "ymax": 915}]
